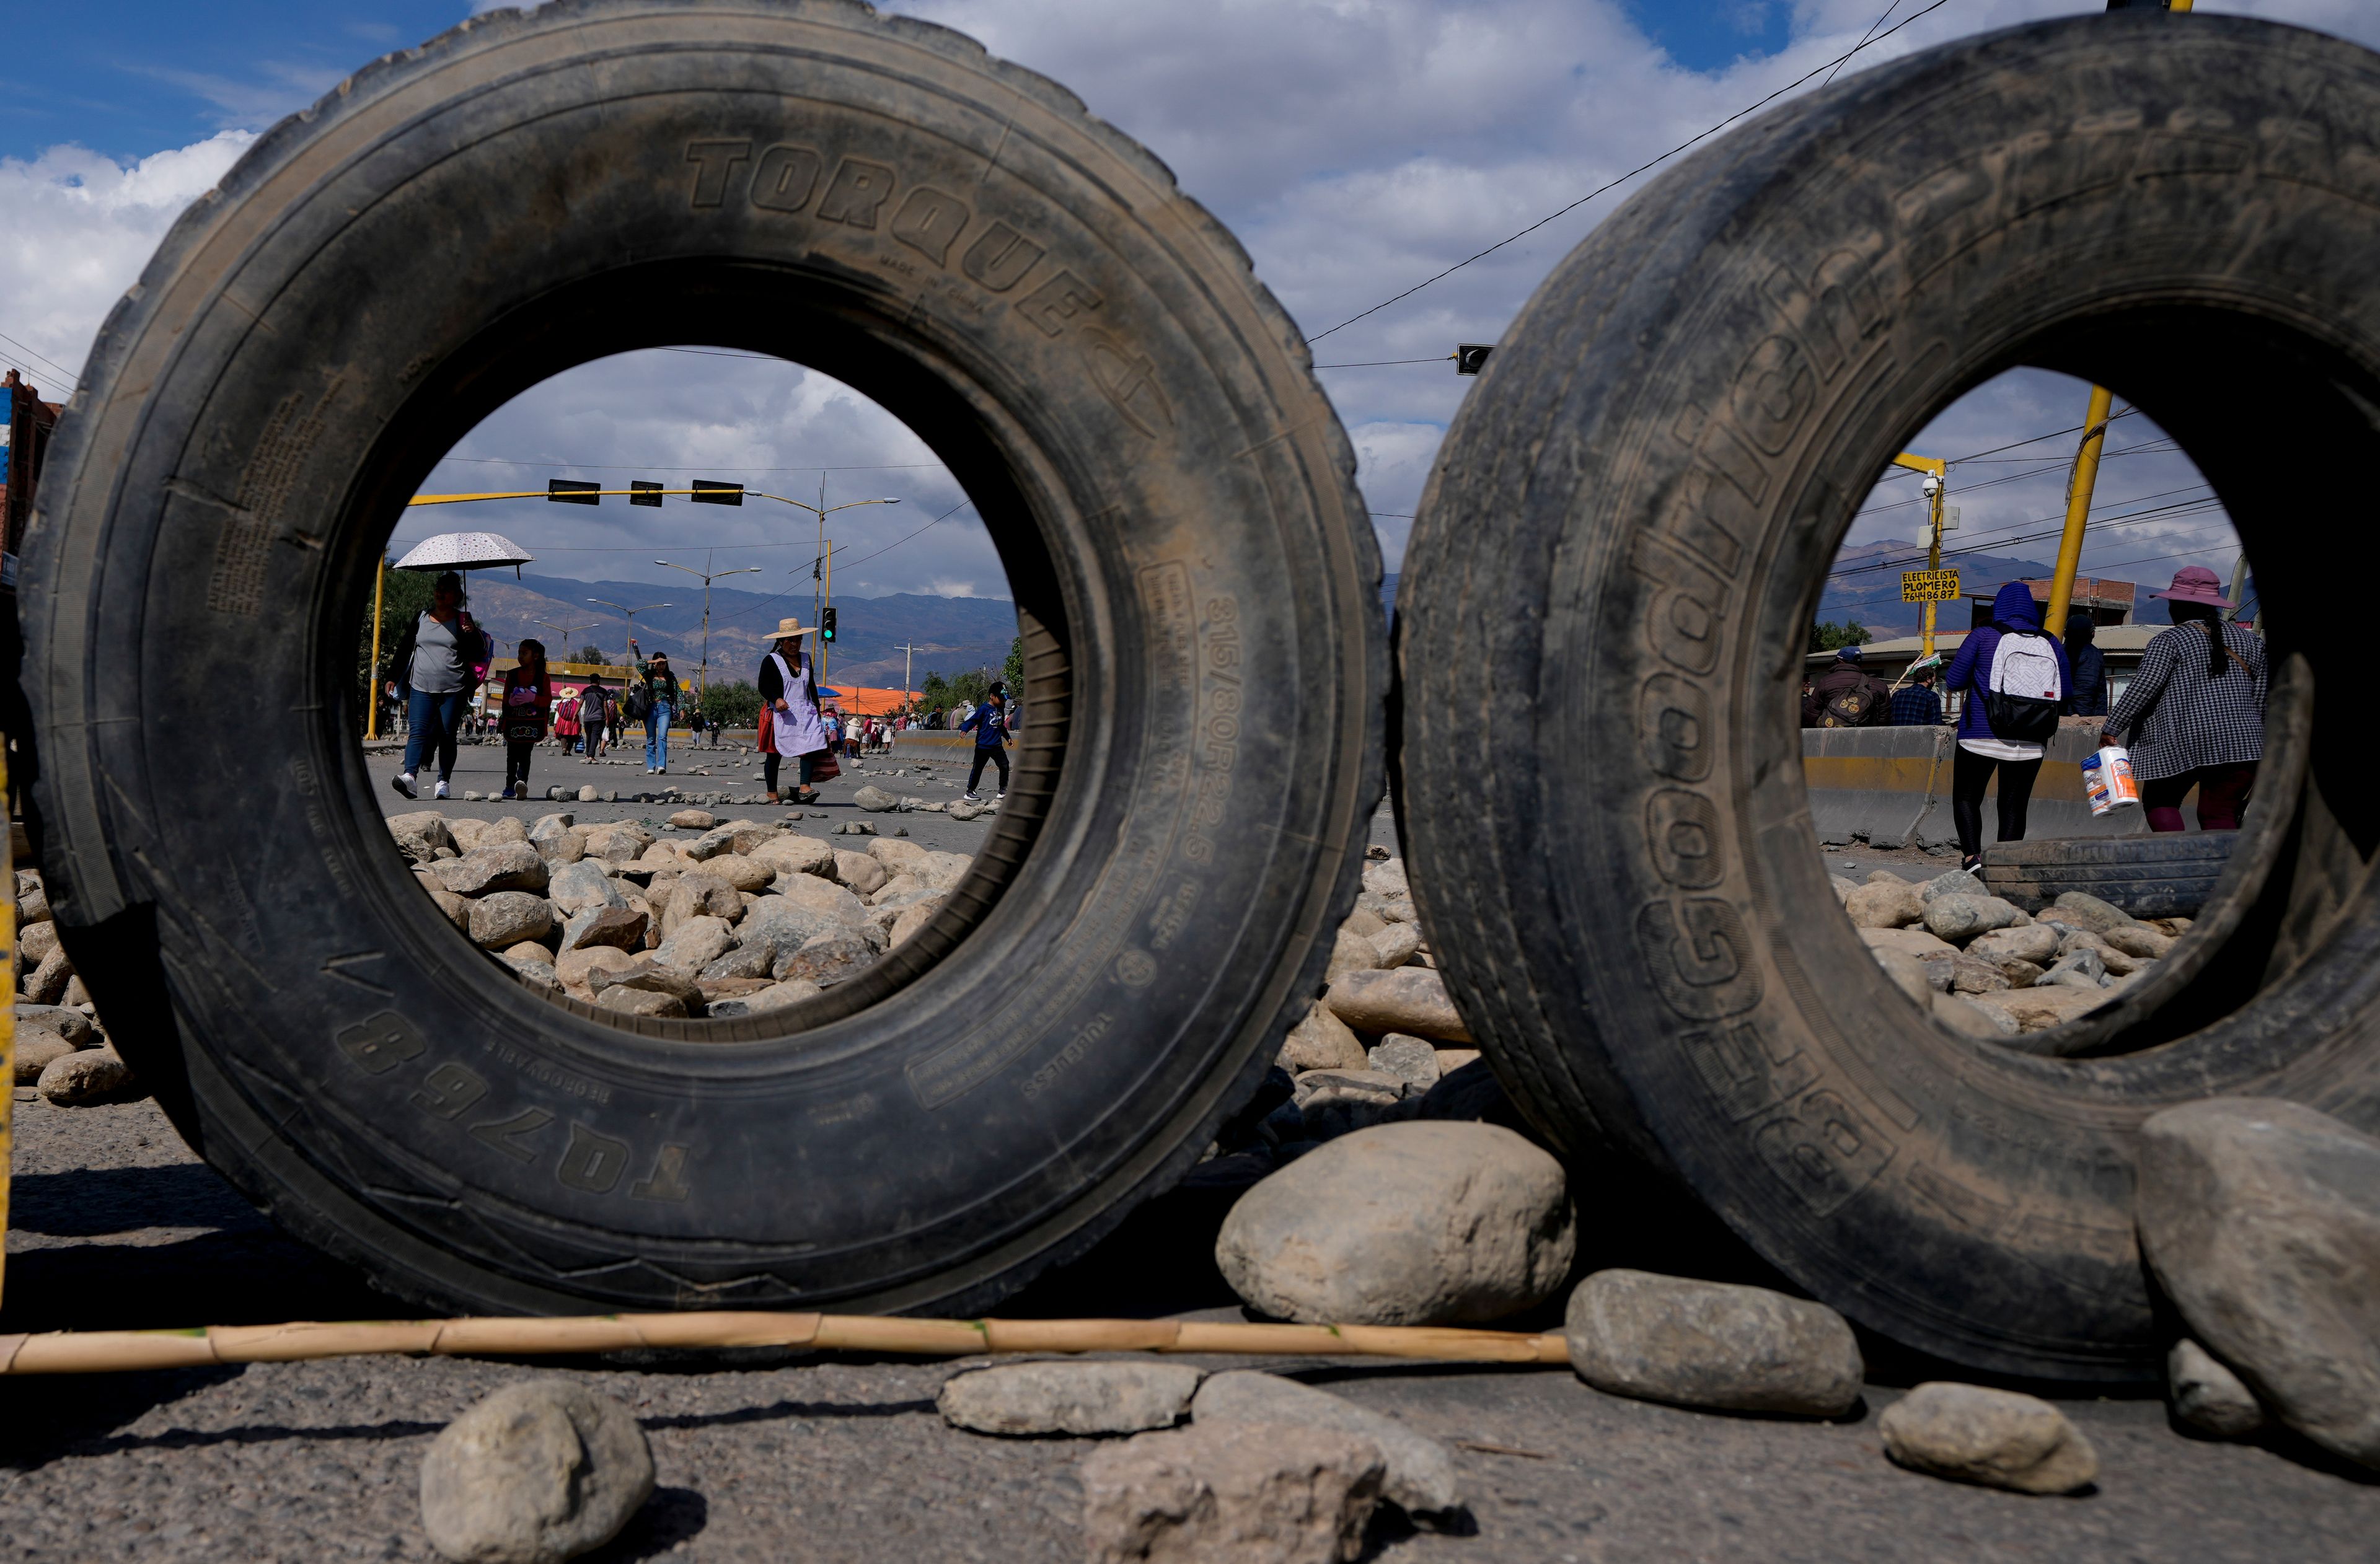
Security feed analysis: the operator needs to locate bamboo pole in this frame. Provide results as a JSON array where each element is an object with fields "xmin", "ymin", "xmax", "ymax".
[{"xmin": 0, "ymin": 1312, "xmax": 1572, "ymax": 1376}]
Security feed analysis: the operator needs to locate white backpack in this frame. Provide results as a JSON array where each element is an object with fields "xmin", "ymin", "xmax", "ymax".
[{"xmin": 1984, "ymin": 631, "xmax": 2063, "ymax": 742}]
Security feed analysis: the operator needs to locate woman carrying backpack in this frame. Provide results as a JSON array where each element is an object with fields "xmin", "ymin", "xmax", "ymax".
[
  {"xmin": 1941, "ymin": 581, "xmax": 2070, "ymax": 872},
  {"xmin": 386, "ymin": 570, "xmax": 491, "ymax": 801},
  {"xmin": 2102, "ymin": 566, "xmax": 2266, "ymax": 833}
]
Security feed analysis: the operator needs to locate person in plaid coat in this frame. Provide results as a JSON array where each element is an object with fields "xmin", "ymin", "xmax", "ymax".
[{"xmin": 2101, "ymin": 566, "xmax": 2265, "ymax": 833}]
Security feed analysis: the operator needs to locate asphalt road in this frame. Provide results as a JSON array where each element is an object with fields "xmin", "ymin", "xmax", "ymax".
[{"xmin": 2, "ymin": 1096, "xmax": 2372, "ymax": 1563}]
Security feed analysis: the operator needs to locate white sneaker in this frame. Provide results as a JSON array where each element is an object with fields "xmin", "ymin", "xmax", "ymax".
[
  {"xmin": 434, "ymin": 780, "xmax": 450, "ymax": 800},
  {"xmin": 995, "ymin": 791, "xmax": 1005, "ymax": 802},
  {"xmin": 390, "ymin": 772, "xmax": 416, "ymax": 799}
]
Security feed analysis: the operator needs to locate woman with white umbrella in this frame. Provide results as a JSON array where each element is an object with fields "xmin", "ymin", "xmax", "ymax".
[
  {"xmin": 387, "ymin": 569, "xmax": 490, "ymax": 801},
  {"xmin": 757, "ymin": 616, "xmax": 828, "ymax": 806}
]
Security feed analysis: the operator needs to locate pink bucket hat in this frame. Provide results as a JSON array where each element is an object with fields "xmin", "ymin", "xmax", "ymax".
[{"xmin": 2150, "ymin": 564, "xmax": 2234, "ymax": 609}]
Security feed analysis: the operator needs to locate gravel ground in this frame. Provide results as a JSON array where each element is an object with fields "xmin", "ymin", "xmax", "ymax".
[{"xmin": 4, "ymin": 1097, "xmax": 2374, "ymax": 1562}]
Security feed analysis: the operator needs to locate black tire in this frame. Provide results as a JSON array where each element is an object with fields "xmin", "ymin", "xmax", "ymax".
[
  {"xmin": 1399, "ymin": 12, "xmax": 2380, "ymax": 1381},
  {"xmin": 21, "ymin": 0, "xmax": 1380, "ymax": 1317},
  {"xmin": 1980, "ymin": 833, "xmax": 2236, "ymax": 919}
]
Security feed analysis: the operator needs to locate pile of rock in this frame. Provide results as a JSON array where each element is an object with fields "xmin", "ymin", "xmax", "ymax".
[
  {"xmin": 937, "ymin": 1358, "xmax": 1461, "ymax": 1562},
  {"xmin": 13, "ymin": 866, "xmax": 142, "ymax": 1106},
  {"xmin": 387, "ymin": 809, "xmax": 973, "ymax": 1019},
  {"xmin": 1839, "ymin": 869, "xmax": 2186, "ymax": 1036}
]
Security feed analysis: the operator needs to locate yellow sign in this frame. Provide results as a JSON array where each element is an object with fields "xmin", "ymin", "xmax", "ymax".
[{"xmin": 1900, "ymin": 569, "xmax": 1960, "ymax": 602}]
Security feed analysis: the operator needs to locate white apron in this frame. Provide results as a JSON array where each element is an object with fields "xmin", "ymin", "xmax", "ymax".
[{"xmin": 766, "ymin": 651, "xmax": 827, "ymax": 757}]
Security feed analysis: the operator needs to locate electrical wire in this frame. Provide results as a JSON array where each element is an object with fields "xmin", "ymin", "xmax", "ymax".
[
  {"xmin": 434, "ymin": 457, "xmax": 950, "ymax": 473},
  {"xmin": 0, "ymin": 325, "xmax": 81, "ymax": 390},
  {"xmin": 1311, "ymin": 356, "xmax": 1456, "ymax": 369},
  {"xmin": 1823, "ymin": 1, "xmax": 1903, "ymax": 87},
  {"xmin": 1304, "ymin": 0, "xmax": 1955, "ymax": 343}
]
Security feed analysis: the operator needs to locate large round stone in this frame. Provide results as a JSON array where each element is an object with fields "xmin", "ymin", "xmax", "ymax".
[
  {"xmin": 419, "ymin": 1379, "xmax": 653, "ymax": 1563},
  {"xmin": 1214, "ymin": 1122, "xmax": 1574, "ymax": 1325}
]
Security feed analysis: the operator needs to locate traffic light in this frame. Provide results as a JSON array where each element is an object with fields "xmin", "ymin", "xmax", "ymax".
[
  {"xmin": 821, "ymin": 606, "xmax": 837, "ymax": 643},
  {"xmin": 1455, "ymin": 343, "xmax": 1494, "ymax": 375},
  {"xmin": 547, "ymin": 478, "xmax": 600, "ymax": 504}
]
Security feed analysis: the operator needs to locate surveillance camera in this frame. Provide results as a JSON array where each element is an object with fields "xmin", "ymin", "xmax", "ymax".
[{"xmin": 1921, "ymin": 475, "xmax": 1942, "ymax": 496}]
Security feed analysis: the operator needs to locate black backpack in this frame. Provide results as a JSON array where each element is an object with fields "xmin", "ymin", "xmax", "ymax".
[{"xmin": 1820, "ymin": 681, "xmax": 1877, "ymax": 727}]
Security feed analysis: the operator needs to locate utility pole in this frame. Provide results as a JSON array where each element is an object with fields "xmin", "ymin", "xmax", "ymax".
[
  {"xmin": 533, "ymin": 616, "xmax": 596, "ymax": 663},
  {"xmin": 366, "ymin": 555, "xmax": 387, "ymax": 738},
  {"xmin": 655, "ymin": 553, "xmax": 762, "ymax": 701},
  {"xmin": 2043, "ymin": 384, "xmax": 2116, "ymax": 643},
  {"xmin": 1890, "ymin": 452, "xmax": 1949, "ymax": 657},
  {"xmin": 898, "ymin": 641, "xmax": 920, "ymax": 714}
]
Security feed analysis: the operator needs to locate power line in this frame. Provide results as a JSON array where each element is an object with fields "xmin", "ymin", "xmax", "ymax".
[
  {"xmin": 0, "ymin": 325, "xmax": 80, "ymax": 389},
  {"xmin": 1304, "ymin": 0, "xmax": 1955, "ymax": 343},
  {"xmin": 1824, "ymin": 1, "xmax": 1904, "ymax": 87},
  {"xmin": 710, "ymin": 498, "xmax": 981, "ymax": 630},
  {"xmin": 433, "ymin": 457, "xmax": 950, "ymax": 473},
  {"xmin": 1312, "ymin": 356, "xmax": 1455, "ymax": 369}
]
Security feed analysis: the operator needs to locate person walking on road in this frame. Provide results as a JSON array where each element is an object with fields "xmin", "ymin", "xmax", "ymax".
[
  {"xmin": 628, "ymin": 641, "xmax": 677, "ymax": 775},
  {"xmin": 2102, "ymin": 566, "xmax": 2266, "ymax": 833},
  {"xmin": 1942, "ymin": 580, "xmax": 2070, "ymax": 872},
  {"xmin": 961, "ymin": 683, "xmax": 1014, "ymax": 801},
  {"xmin": 1802, "ymin": 644, "xmax": 1891, "ymax": 727},
  {"xmin": 577, "ymin": 675, "xmax": 610, "ymax": 762},
  {"xmin": 387, "ymin": 570, "xmax": 489, "ymax": 801},
  {"xmin": 2065, "ymin": 609, "xmax": 2110, "ymax": 718},
  {"xmin": 757, "ymin": 617, "xmax": 827, "ymax": 805},
  {"xmin": 497, "ymin": 639, "xmax": 555, "ymax": 799}
]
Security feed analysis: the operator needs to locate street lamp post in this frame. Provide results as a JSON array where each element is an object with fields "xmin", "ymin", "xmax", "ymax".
[
  {"xmin": 654, "ymin": 555, "xmax": 764, "ymax": 701},
  {"xmin": 533, "ymin": 616, "xmax": 597, "ymax": 664},
  {"xmin": 774, "ymin": 491, "xmax": 900, "ymax": 682}
]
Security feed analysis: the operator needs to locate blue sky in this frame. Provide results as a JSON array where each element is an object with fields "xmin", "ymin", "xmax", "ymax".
[{"xmin": 5, "ymin": 1, "xmax": 2373, "ymax": 595}]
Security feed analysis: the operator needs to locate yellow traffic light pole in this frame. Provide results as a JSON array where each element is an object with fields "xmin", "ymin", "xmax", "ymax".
[
  {"xmin": 364, "ymin": 555, "xmax": 386, "ymax": 739},
  {"xmin": 1892, "ymin": 452, "xmax": 1948, "ymax": 656},
  {"xmin": 2043, "ymin": 384, "xmax": 2116, "ymax": 643}
]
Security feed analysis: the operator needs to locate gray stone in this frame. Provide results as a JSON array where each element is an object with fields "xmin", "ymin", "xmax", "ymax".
[
  {"xmin": 1933, "ymin": 991, "xmax": 2017, "ymax": 1037},
  {"xmin": 1215, "ymin": 1122, "xmax": 1575, "ymax": 1326},
  {"xmin": 430, "ymin": 889, "xmax": 474, "ymax": 933},
  {"xmin": 1564, "ymin": 1269, "xmax": 1861, "ymax": 1417},
  {"xmin": 772, "ymin": 872, "xmax": 871, "ymax": 926},
  {"xmin": 2050, "ymin": 890, "xmax": 2135, "ymax": 933},
  {"xmin": 853, "ymin": 784, "xmax": 900, "ymax": 812},
  {"xmin": 948, "ymin": 799, "xmax": 987, "ymax": 821},
  {"xmin": 418, "ymin": 1378, "xmax": 654, "ymax": 1564},
  {"xmin": 2137, "ymin": 1097, "xmax": 2380, "ymax": 1469},
  {"xmin": 15, "ymin": 1032, "xmax": 82, "ymax": 1083},
  {"xmin": 737, "ymin": 978, "xmax": 823, "ymax": 1014},
  {"xmin": 1965, "ymin": 925, "xmax": 2061, "ymax": 968},
  {"xmin": 577, "ymin": 784, "xmax": 600, "ymax": 804},
  {"xmin": 387, "ymin": 811, "xmax": 458, "ymax": 863},
  {"xmin": 532, "ymin": 828, "xmax": 586, "ymax": 866},
  {"xmin": 2169, "ymin": 1338, "xmax": 2267, "ymax": 1439},
  {"xmin": 15, "ymin": 1002, "xmax": 94, "ymax": 1048},
  {"xmin": 528, "ymin": 812, "xmax": 575, "ymax": 839},
  {"xmin": 544, "ymin": 859, "xmax": 622, "ymax": 919},
  {"xmin": 1324, "ymin": 928, "xmax": 1386, "ymax": 983},
  {"xmin": 2038, "ymin": 947, "xmax": 2109, "ymax": 989},
  {"xmin": 1948, "ymin": 956, "xmax": 2011, "ymax": 995},
  {"xmin": 937, "ymin": 1360, "xmax": 1202, "ymax": 1436},
  {"xmin": 1871, "ymin": 947, "xmax": 1935, "ymax": 1007},
  {"xmin": 15, "ymin": 919, "xmax": 60, "ymax": 969},
  {"xmin": 1192, "ymin": 1371, "xmax": 1458, "ymax": 1516},
  {"xmin": 1859, "ymin": 926, "xmax": 1958, "ymax": 962},
  {"xmin": 1966, "ymin": 985, "xmax": 2109, "ymax": 1034},
  {"xmin": 888, "ymin": 900, "xmax": 939, "ymax": 948},
  {"xmin": 434, "ymin": 842, "xmax": 550, "ymax": 898},
  {"xmin": 1879, "ymin": 1382, "xmax": 2099, "ymax": 1495},
  {"xmin": 559, "ymin": 904, "xmax": 647, "ymax": 954},
  {"xmin": 651, "ymin": 915, "xmax": 734, "ymax": 975},
  {"xmin": 1079, "ymin": 1420, "xmax": 1383, "ymax": 1564},
  {"xmin": 1362, "ymin": 858, "xmax": 1409, "ymax": 898},
  {"xmin": 1365, "ymin": 1034, "xmax": 1441, "ymax": 1090},
  {"xmin": 470, "ymin": 892, "xmax": 554, "ymax": 951},
  {"xmin": 594, "ymin": 985, "xmax": 689, "ymax": 1019},
  {"xmin": 1323, "ymin": 967, "xmax": 1473, "ymax": 1045},
  {"xmin": 1274, "ymin": 1001, "xmax": 1372, "ymax": 1077},
  {"xmin": 1918, "ymin": 868, "xmax": 1986, "ymax": 903},
  {"xmin": 705, "ymin": 853, "xmax": 775, "ymax": 894},
  {"xmin": 663, "ymin": 872, "xmax": 741, "ymax": 934},
  {"xmin": 1368, "ymin": 923, "xmax": 1422, "ymax": 969},
  {"xmin": 1922, "ymin": 894, "xmax": 2023, "ymax": 944},
  {"xmin": 554, "ymin": 946, "xmax": 637, "ymax": 993},
  {"xmin": 38, "ymin": 1048, "xmax": 136, "ymax": 1105},
  {"xmin": 832, "ymin": 850, "xmax": 889, "ymax": 895},
  {"xmin": 699, "ymin": 943, "xmax": 779, "ymax": 983},
  {"xmin": 774, "ymin": 932, "xmax": 879, "ymax": 986},
  {"xmin": 2104, "ymin": 923, "xmax": 2175, "ymax": 959},
  {"xmin": 1844, "ymin": 880, "xmax": 1924, "ymax": 929}
]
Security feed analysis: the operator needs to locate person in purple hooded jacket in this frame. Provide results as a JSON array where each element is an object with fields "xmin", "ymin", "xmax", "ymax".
[{"xmin": 1941, "ymin": 581, "xmax": 2071, "ymax": 872}]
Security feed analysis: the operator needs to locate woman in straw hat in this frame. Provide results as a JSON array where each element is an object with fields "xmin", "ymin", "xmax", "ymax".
[
  {"xmin": 757, "ymin": 615, "xmax": 829, "ymax": 806},
  {"xmin": 2102, "ymin": 564, "xmax": 2267, "ymax": 833}
]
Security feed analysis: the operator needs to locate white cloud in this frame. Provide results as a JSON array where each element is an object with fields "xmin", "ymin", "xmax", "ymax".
[
  {"xmin": 11, "ymin": 0, "xmax": 2376, "ymax": 595},
  {"xmin": 0, "ymin": 131, "xmax": 255, "ymax": 392}
]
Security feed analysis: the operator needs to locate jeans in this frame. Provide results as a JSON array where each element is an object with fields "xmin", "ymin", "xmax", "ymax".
[
  {"xmin": 403, "ymin": 688, "xmax": 468, "ymax": 782},
  {"xmin": 967, "ymin": 745, "xmax": 1010, "ymax": 794},
  {"xmin": 2143, "ymin": 763, "xmax": 2257, "ymax": 833},
  {"xmin": 504, "ymin": 741, "xmax": 536, "ymax": 794},
  {"xmin": 1951, "ymin": 745, "xmax": 2044, "ymax": 861},
  {"xmin": 645, "ymin": 701, "xmax": 674, "ymax": 770}
]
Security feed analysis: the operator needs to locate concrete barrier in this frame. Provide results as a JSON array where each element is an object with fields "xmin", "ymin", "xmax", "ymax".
[
  {"xmin": 1802, "ymin": 725, "xmax": 2175, "ymax": 851},
  {"xmin": 894, "ymin": 732, "xmax": 979, "ymax": 758}
]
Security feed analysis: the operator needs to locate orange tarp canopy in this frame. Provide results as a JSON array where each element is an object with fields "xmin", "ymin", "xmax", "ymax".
[{"xmin": 816, "ymin": 685, "xmax": 920, "ymax": 717}]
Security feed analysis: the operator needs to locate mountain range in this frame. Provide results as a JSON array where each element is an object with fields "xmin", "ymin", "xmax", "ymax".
[{"xmin": 461, "ymin": 573, "xmax": 1018, "ymax": 691}]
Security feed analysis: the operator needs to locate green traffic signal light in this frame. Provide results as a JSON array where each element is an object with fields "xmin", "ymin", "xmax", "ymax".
[{"xmin": 821, "ymin": 606, "xmax": 837, "ymax": 642}]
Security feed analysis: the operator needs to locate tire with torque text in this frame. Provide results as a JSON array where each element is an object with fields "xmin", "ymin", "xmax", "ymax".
[
  {"xmin": 1398, "ymin": 13, "xmax": 2380, "ymax": 1380},
  {"xmin": 22, "ymin": 0, "xmax": 1380, "ymax": 1317}
]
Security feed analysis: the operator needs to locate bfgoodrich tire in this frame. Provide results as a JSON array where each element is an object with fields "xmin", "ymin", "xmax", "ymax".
[
  {"xmin": 1399, "ymin": 12, "xmax": 2380, "ymax": 1380},
  {"xmin": 22, "ymin": 1, "xmax": 1380, "ymax": 1317}
]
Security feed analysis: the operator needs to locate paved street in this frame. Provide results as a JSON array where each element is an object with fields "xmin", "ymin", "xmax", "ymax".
[{"xmin": 2, "ymin": 1096, "xmax": 2373, "ymax": 1562}]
